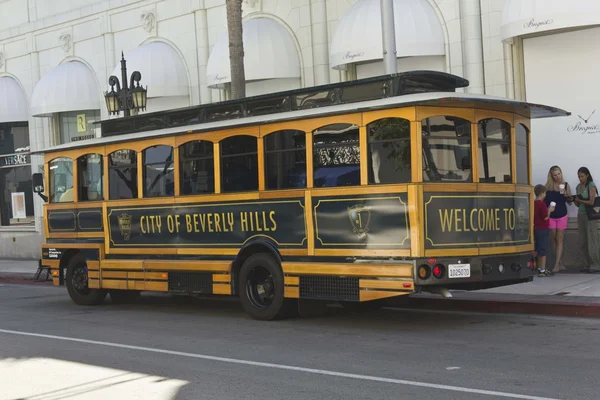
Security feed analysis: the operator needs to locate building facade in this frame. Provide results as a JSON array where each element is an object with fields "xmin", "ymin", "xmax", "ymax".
[{"xmin": 0, "ymin": 0, "xmax": 597, "ymax": 263}]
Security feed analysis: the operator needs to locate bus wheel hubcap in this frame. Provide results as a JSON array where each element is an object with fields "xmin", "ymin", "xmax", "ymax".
[{"xmin": 246, "ymin": 266, "xmax": 275, "ymax": 309}]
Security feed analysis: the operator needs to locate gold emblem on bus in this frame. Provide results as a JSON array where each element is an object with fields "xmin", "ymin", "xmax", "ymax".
[
  {"xmin": 118, "ymin": 213, "xmax": 133, "ymax": 241},
  {"xmin": 348, "ymin": 204, "xmax": 371, "ymax": 239}
]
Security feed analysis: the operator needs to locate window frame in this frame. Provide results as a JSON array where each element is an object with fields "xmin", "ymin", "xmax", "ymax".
[
  {"xmin": 179, "ymin": 140, "xmax": 215, "ymax": 196},
  {"xmin": 477, "ymin": 118, "xmax": 513, "ymax": 184},
  {"xmin": 312, "ymin": 123, "xmax": 361, "ymax": 188},
  {"xmin": 515, "ymin": 123, "xmax": 530, "ymax": 185},
  {"xmin": 263, "ymin": 129, "xmax": 307, "ymax": 191},
  {"xmin": 219, "ymin": 135, "xmax": 259, "ymax": 193},
  {"xmin": 366, "ymin": 117, "xmax": 412, "ymax": 185},
  {"xmin": 107, "ymin": 149, "xmax": 138, "ymax": 200},
  {"xmin": 49, "ymin": 157, "xmax": 75, "ymax": 203},
  {"xmin": 421, "ymin": 115, "xmax": 473, "ymax": 183},
  {"xmin": 77, "ymin": 153, "xmax": 104, "ymax": 202},
  {"xmin": 142, "ymin": 145, "xmax": 175, "ymax": 198}
]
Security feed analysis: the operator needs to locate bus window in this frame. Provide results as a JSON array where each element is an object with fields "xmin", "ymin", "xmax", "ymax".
[
  {"xmin": 421, "ymin": 116, "xmax": 472, "ymax": 182},
  {"xmin": 313, "ymin": 123, "xmax": 360, "ymax": 187},
  {"xmin": 77, "ymin": 154, "xmax": 103, "ymax": 201},
  {"xmin": 367, "ymin": 118, "xmax": 411, "ymax": 184},
  {"xmin": 264, "ymin": 130, "xmax": 306, "ymax": 190},
  {"xmin": 49, "ymin": 157, "xmax": 73, "ymax": 203},
  {"xmin": 220, "ymin": 135, "xmax": 258, "ymax": 192},
  {"xmin": 179, "ymin": 140, "xmax": 215, "ymax": 195},
  {"xmin": 478, "ymin": 118, "xmax": 512, "ymax": 184},
  {"xmin": 143, "ymin": 145, "xmax": 174, "ymax": 198},
  {"xmin": 108, "ymin": 150, "xmax": 138, "ymax": 200},
  {"xmin": 516, "ymin": 124, "xmax": 529, "ymax": 185}
]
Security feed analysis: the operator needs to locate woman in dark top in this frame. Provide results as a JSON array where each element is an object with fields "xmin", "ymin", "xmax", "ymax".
[{"xmin": 544, "ymin": 166, "xmax": 572, "ymax": 273}]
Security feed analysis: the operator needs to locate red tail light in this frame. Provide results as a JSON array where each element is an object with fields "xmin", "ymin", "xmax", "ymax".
[{"xmin": 432, "ymin": 264, "xmax": 445, "ymax": 279}]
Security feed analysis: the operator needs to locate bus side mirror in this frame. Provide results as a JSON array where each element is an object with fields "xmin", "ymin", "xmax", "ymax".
[{"xmin": 32, "ymin": 173, "xmax": 48, "ymax": 202}]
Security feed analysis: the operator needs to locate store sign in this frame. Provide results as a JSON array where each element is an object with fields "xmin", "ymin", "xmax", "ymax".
[
  {"xmin": 523, "ymin": 18, "xmax": 553, "ymax": 31},
  {"xmin": 0, "ymin": 153, "xmax": 30, "ymax": 167},
  {"xmin": 567, "ymin": 109, "xmax": 600, "ymax": 135}
]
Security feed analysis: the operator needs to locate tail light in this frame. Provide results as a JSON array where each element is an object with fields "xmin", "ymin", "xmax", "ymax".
[
  {"xmin": 418, "ymin": 264, "xmax": 431, "ymax": 279},
  {"xmin": 432, "ymin": 264, "xmax": 445, "ymax": 279}
]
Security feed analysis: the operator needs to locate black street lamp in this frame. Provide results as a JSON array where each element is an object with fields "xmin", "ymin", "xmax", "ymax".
[{"xmin": 104, "ymin": 52, "xmax": 148, "ymax": 117}]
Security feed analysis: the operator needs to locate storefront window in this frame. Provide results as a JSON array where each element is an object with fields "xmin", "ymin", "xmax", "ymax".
[
  {"xmin": 59, "ymin": 110, "xmax": 101, "ymax": 144},
  {"xmin": 49, "ymin": 158, "xmax": 74, "ymax": 203},
  {"xmin": 0, "ymin": 123, "xmax": 34, "ymax": 227}
]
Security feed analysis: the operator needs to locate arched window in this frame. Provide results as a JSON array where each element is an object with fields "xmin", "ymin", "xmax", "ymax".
[
  {"xmin": 516, "ymin": 124, "xmax": 529, "ymax": 185},
  {"xmin": 421, "ymin": 116, "xmax": 472, "ymax": 182},
  {"xmin": 108, "ymin": 150, "xmax": 137, "ymax": 200},
  {"xmin": 220, "ymin": 135, "xmax": 258, "ymax": 192},
  {"xmin": 77, "ymin": 154, "xmax": 103, "ymax": 201},
  {"xmin": 179, "ymin": 140, "xmax": 214, "ymax": 195},
  {"xmin": 49, "ymin": 157, "xmax": 73, "ymax": 202},
  {"xmin": 143, "ymin": 145, "xmax": 174, "ymax": 198},
  {"xmin": 367, "ymin": 118, "xmax": 411, "ymax": 184},
  {"xmin": 264, "ymin": 130, "xmax": 306, "ymax": 190},
  {"xmin": 478, "ymin": 118, "xmax": 512, "ymax": 183},
  {"xmin": 313, "ymin": 123, "xmax": 360, "ymax": 187}
]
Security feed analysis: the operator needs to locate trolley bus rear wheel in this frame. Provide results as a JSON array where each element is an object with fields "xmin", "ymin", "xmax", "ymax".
[
  {"xmin": 65, "ymin": 255, "xmax": 107, "ymax": 306},
  {"xmin": 239, "ymin": 253, "xmax": 294, "ymax": 321}
]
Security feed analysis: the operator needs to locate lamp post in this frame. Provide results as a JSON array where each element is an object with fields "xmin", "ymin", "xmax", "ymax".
[{"xmin": 104, "ymin": 52, "xmax": 148, "ymax": 117}]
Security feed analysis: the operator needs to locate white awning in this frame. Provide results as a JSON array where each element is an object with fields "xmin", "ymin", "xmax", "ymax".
[
  {"xmin": 112, "ymin": 42, "xmax": 189, "ymax": 98},
  {"xmin": 0, "ymin": 76, "xmax": 28, "ymax": 123},
  {"xmin": 31, "ymin": 61, "xmax": 101, "ymax": 117},
  {"xmin": 206, "ymin": 18, "xmax": 301, "ymax": 88},
  {"xmin": 330, "ymin": 0, "xmax": 445, "ymax": 70},
  {"xmin": 501, "ymin": 0, "xmax": 600, "ymax": 41}
]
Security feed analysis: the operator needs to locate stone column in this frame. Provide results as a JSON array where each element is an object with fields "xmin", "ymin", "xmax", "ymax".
[
  {"xmin": 459, "ymin": 0, "xmax": 485, "ymax": 94},
  {"xmin": 29, "ymin": 50, "xmax": 45, "ymax": 235},
  {"xmin": 195, "ymin": 9, "xmax": 212, "ymax": 104},
  {"xmin": 310, "ymin": 0, "xmax": 329, "ymax": 85}
]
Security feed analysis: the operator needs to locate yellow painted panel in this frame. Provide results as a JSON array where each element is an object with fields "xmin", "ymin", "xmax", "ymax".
[
  {"xmin": 87, "ymin": 261, "xmax": 100, "ymax": 270},
  {"xmin": 101, "ymin": 260, "xmax": 144, "ymax": 270},
  {"xmin": 145, "ymin": 282, "xmax": 169, "ymax": 291},
  {"xmin": 212, "ymin": 274, "xmax": 231, "ymax": 283},
  {"xmin": 282, "ymin": 262, "xmax": 413, "ymax": 278},
  {"xmin": 101, "ymin": 280, "xmax": 128, "ymax": 290},
  {"xmin": 359, "ymin": 279, "xmax": 414, "ymax": 290},
  {"xmin": 88, "ymin": 271, "xmax": 99, "ymax": 279},
  {"xmin": 284, "ymin": 276, "xmax": 299, "ymax": 285},
  {"xmin": 284, "ymin": 286, "xmax": 300, "ymax": 298},
  {"xmin": 143, "ymin": 260, "xmax": 231, "ymax": 272},
  {"xmin": 101, "ymin": 271, "xmax": 128, "ymax": 279},
  {"xmin": 212, "ymin": 283, "xmax": 232, "ymax": 295},
  {"xmin": 52, "ymin": 278, "xmax": 60, "ymax": 286},
  {"xmin": 360, "ymin": 290, "xmax": 409, "ymax": 301},
  {"xmin": 88, "ymin": 279, "xmax": 100, "ymax": 289}
]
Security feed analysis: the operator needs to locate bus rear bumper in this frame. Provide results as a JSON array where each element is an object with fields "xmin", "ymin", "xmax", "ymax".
[{"xmin": 414, "ymin": 252, "xmax": 535, "ymax": 292}]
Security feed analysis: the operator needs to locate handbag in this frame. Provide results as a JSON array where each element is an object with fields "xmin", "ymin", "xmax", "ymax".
[{"xmin": 583, "ymin": 183, "xmax": 600, "ymax": 220}]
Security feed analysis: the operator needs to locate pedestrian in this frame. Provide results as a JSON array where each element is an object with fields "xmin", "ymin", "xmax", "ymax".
[
  {"xmin": 544, "ymin": 165, "xmax": 572, "ymax": 273},
  {"xmin": 534, "ymin": 184, "xmax": 555, "ymax": 277},
  {"xmin": 571, "ymin": 167, "xmax": 600, "ymax": 273}
]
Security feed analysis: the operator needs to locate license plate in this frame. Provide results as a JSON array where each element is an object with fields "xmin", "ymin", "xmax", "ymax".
[{"xmin": 448, "ymin": 263, "xmax": 471, "ymax": 278}]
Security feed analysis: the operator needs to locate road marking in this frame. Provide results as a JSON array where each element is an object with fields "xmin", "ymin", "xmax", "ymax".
[
  {"xmin": 446, "ymin": 366, "xmax": 461, "ymax": 370},
  {"xmin": 0, "ymin": 328, "xmax": 562, "ymax": 400}
]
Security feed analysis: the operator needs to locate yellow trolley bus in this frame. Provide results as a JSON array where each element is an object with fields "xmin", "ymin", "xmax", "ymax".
[{"xmin": 32, "ymin": 71, "xmax": 569, "ymax": 320}]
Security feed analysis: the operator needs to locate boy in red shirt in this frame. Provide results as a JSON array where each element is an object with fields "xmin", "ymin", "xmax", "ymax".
[{"xmin": 534, "ymin": 184, "xmax": 555, "ymax": 277}]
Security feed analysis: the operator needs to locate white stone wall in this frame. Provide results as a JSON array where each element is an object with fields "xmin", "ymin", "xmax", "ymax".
[{"xmin": 0, "ymin": 0, "xmax": 517, "ymax": 259}]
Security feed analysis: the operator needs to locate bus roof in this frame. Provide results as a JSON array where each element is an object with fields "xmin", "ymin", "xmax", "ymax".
[{"xmin": 34, "ymin": 71, "xmax": 569, "ymax": 155}]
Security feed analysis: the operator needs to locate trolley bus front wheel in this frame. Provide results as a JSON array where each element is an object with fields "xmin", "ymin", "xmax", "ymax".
[
  {"xmin": 239, "ymin": 253, "xmax": 295, "ymax": 321},
  {"xmin": 65, "ymin": 255, "xmax": 107, "ymax": 306}
]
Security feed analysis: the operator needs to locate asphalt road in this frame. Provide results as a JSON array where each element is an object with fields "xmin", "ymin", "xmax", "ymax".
[{"xmin": 0, "ymin": 283, "xmax": 598, "ymax": 400}]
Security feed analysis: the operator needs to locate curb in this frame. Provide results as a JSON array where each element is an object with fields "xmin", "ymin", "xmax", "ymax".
[
  {"xmin": 395, "ymin": 296, "xmax": 600, "ymax": 318},
  {"xmin": 0, "ymin": 273, "xmax": 52, "ymax": 286}
]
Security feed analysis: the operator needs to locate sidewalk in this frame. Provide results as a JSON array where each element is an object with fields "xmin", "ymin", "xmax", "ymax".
[
  {"xmin": 1, "ymin": 259, "xmax": 600, "ymax": 317},
  {"xmin": 396, "ymin": 272, "xmax": 600, "ymax": 318}
]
